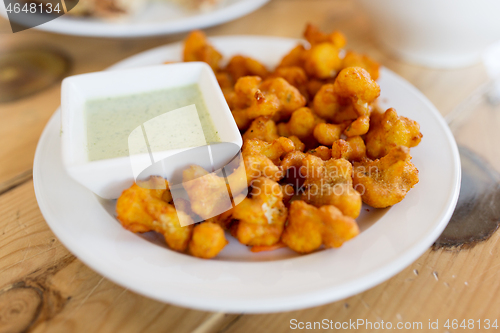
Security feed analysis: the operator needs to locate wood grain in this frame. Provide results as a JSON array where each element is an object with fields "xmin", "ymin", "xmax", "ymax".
[{"xmin": 0, "ymin": 0, "xmax": 498, "ymax": 332}]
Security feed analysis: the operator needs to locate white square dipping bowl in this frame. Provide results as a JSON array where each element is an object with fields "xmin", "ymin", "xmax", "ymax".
[{"xmin": 61, "ymin": 62, "xmax": 242, "ymax": 199}]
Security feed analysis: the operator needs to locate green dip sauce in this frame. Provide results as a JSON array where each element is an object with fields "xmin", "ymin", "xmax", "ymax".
[{"xmin": 85, "ymin": 84, "xmax": 219, "ymax": 162}]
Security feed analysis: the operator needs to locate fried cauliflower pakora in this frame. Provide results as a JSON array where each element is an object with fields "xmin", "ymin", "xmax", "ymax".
[
  {"xmin": 232, "ymin": 177, "xmax": 288, "ymax": 246},
  {"xmin": 342, "ymin": 50, "xmax": 380, "ymax": 81},
  {"xmin": 353, "ymin": 146, "xmax": 419, "ymax": 208},
  {"xmin": 244, "ymin": 154, "xmax": 283, "ymax": 183},
  {"xmin": 278, "ymin": 44, "xmax": 306, "ymax": 68},
  {"xmin": 182, "ymin": 165, "xmax": 234, "ymax": 220},
  {"xmin": 242, "ymin": 116, "xmax": 279, "ymax": 142},
  {"xmin": 269, "ymin": 66, "xmax": 310, "ymax": 100},
  {"xmin": 300, "ymin": 155, "xmax": 362, "ymax": 219},
  {"xmin": 344, "ymin": 115, "xmax": 370, "ymax": 137},
  {"xmin": 183, "ymin": 30, "xmax": 222, "ymax": 71},
  {"xmin": 282, "ymin": 200, "xmax": 359, "ymax": 253},
  {"xmin": 229, "ymin": 76, "xmax": 279, "ymax": 129},
  {"xmin": 313, "ymin": 122, "xmax": 349, "ymax": 146},
  {"xmin": 334, "ymin": 67, "xmax": 380, "ymax": 115},
  {"xmin": 188, "ymin": 222, "xmax": 228, "ymax": 259},
  {"xmin": 261, "ymin": 77, "xmax": 308, "ymax": 122},
  {"xmin": 288, "ymin": 135, "xmax": 306, "ymax": 152},
  {"xmin": 302, "ymin": 24, "xmax": 345, "ymax": 79},
  {"xmin": 307, "ymin": 146, "xmax": 332, "ymax": 161},
  {"xmin": 279, "ymin": 146, "xmax": 332, "ymax": 190},
  {"xmin": 365, "ymin": 108, "xmax": 423, "ymax": 159},
  {"xmin": 242, "ymin": 137, "xmax": 295, "ymax": 165},
  {"xmin": 225, "ymin": 55, "xmax": 269, "ymax": 81},
  {"xmin": 241, "ymin": 137, "xmax": 296, "ymax": 186},
  {"xmin": 313, "ymin": 67, "xmax": 380, "ymax": 121},
  {"xmin": 331, "ymin": 136, "xmax": 366, "ymax": 162},
  {"xmin": 116, "ymin": 177, "xmax": 193, "ymax": 252},
  {"xmin": 277, "ymin": 107, "xmax": 323, "ymax": 142},
  {"xmin": 303, "ymin": 42, "xmax": 342, "ymax": 79},
  {"xmin": 230, "ymin": 76, "xmax": 306, "ymax": 129},
  {"xmin": 304, "ymin": 23, "xmax": 346, "ymax": 48}
]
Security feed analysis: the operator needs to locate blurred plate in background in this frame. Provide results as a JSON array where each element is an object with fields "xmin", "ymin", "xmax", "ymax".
[{"xmin": 0, "ymin": 0, "xmax": 269, "ymax": 37}]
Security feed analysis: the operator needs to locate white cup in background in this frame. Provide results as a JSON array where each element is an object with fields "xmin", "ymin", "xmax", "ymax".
[{"xmin": 357, "ymin": 0, "xmax": 500, "ymax": 68}]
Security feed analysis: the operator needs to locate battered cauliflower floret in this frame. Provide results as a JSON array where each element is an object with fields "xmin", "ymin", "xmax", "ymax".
[
  {"xmin": 244, "ymin": 154, "xmax": 283, "ymax": 184},
  {"xmin": 269, "ymin": 66, "xmax": 309, "ymax": 100},
  {"xmin": 281, "ymin": 200, "xmax": 359, "ymax": 253},
  {"xmin": 313, "ymin": 67, "xmax": 380, "ymax": 121},
  {"xmin": 182, "ymin": 165, "xmax": 234, "ymax": 220},
  {"xmin": 313, "ymin": 122, "xmax": 349, "ymax": 146},
  {"xmin": 307, "ymin": 146, "xmax": 332, "ymax": 161},
  {"xmin": 341, "ymin": 50, "xmax": 380, "ymax": 81},
  {"xmin": 352, "ymin": 146, "xmax": 419, "ymax": 208},
  {"xmin": 320, "ymin": 204, "xmax": 360, "ymax": 248},
  {"xmin": 278, "ymin": 44, "xmax": 306, "ymax": 68},
  {"xmin": 242, "ymin": 137, "xmax": 295, "ymax": 165},
  {"xmin": 188, "ymin": 222, "xmax": 228, "ymax": 259},
  {"xmin": 231, "ymin": 76, "xmax": 306, "ymax": 129},
  {"xmin": 216, "ymin": 71, "xmax": 234, "ymax": 91},
  {"xmin": 215, "ymin": 72, "xmax": 236, "ymax": 108},
  {"xmin": 312, "ymin": 83, "xmax": 341, "ymax": 121},
  {"xmin": 280, "ymin": 150, "xmax": 308, "ymax": 189},
  {"xmin": 281, "ymin": 200, "xmax": 322, "ymax": 253},
  {"xmin": 260, "ymin": 77, "xmax": 307, "ymax": 122},
  {"xmin": 181, "ymin": 160, "xmax": 249, "ymax": 229},
  {"xmin": 302, "ymin": 25, "xmax": 346, "ymax": 79},
  {"xmin": 230, "ymin": 76, "xmax": 280, "ymax": 130},
  {"xmin": 279, "ymin": 147, "xmax": 331, "ymax": 188},
  {"xmin": 344, "ymin": 115, "xmax": 370, "ymax": 137},
  {"xmin": 232, "ymin": 177, "xmax": 288, "ymax": 246},
  {"xmin": 306, "ymin": 77, "xmax": 336, "ymax": 100},
  {"xmin": 365, "ymin": 108, "xmax": 423, "ymax": 159},
  {"xmin": 280, "ymin": 150, "xmax": 307, "ymax": 171},
  {"xmin": 225, "ymin": 55, "xmax": 269, "ymax": 81},
  {"xmin": 331, "ymin": 136, "xmax": 366, "ymax": 162},
  {"xmin": 303, "ymin": 43, "xmax": 342, "ymax": 79},
  {"xmin": 288, "ymin": 135, "xmax": 306, "ymax": 152},
  {"xmin": 116, "ymin": 177, "xmax": 193, "ymax": 252},
  {"xmin": 241, "ymin": 137, "xmax": 296, "ymax": 185},
  {"xmin": 303, "ymin": 23, "xmax": 347, "ymax": 48},
  {"xmin": 300, "ymin": 154, "xmax": 362, "ymax": 218},
  {"xmin": 331, "ymin": 105, "xmax": 360, "ymax": 124},
  {"xmin": 243, "ymin": 116, "xmax": 279, "ymax": 142},
  {"xmin": 333, "ymin": 67, "xmax": 380, "ymax": 116},
  {"xmin": 183, "ymin": 30, "xmax": 222, "ymax": 71},
  {"xmin": 277, "ymin": 107, "xmax": 323, "ymax": 141}
]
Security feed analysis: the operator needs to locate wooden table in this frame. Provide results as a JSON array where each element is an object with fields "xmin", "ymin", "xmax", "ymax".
[{"xmin": 1, "ymin": 0, "xmax": 499, "ymax": 332}]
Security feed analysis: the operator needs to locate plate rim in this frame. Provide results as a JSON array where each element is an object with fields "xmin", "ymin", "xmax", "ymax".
[{"xmin": 33, "ymin": 35, "xmax": 461, "ymax": 313}]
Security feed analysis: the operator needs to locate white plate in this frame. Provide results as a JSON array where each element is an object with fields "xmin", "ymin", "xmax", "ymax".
[
  {"xmin": 0, "ymin": 0, "xmax": 269, "ymax": 37},
  {"xmin": 33, "ymin": 36, "xmax": 461, "ymax": 313}
]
